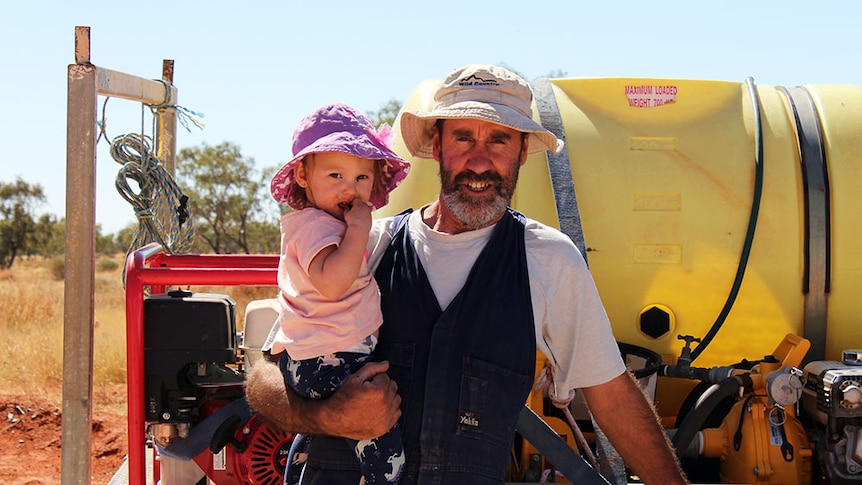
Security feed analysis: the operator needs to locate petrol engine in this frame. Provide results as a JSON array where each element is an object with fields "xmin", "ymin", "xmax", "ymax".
[
  {"xmin": 144, "ymin": 290, "xmax": 294, "ymax": 485},
  {"xmin": 803, "ymin": 351, "xmax": 862, "ymax": 484}
]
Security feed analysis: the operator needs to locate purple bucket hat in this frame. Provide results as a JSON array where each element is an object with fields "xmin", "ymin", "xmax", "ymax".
[{"xmin": 270, "ymin": 103, "xmax": 411, "ymax": 210}]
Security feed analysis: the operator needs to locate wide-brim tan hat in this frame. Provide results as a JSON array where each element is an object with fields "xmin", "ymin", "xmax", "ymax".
[{"xmin": 400, "ymin": 64, "xmax": 565, "ymax": 159}]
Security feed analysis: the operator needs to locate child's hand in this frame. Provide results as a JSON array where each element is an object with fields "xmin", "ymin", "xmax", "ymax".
[{"xmin": 342, "ymin": 196, "xmax": 372, "ymax": 232}]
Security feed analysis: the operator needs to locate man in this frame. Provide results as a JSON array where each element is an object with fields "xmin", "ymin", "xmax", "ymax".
[{"xmin": 247, "ymin": 64, "xmax": 688, "ymax": 484}]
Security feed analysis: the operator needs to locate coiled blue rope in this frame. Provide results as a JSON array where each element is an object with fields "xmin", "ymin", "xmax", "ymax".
[{"xmin": 111, "ymin": 133, "xmax": 196, "ymax": 275}]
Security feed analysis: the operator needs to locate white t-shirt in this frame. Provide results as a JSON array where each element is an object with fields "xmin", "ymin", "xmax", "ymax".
[{"xmin": 367, "ymin": 208, "xmax": 626, "ymax": 396}]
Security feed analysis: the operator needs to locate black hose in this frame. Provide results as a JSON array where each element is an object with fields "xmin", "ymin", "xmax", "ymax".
[
  {"xmin": 689, "ymin": 77, "xmax": 764, "ymax": 362},
  {"xmin": 618, "ymin": 342, "xmax": 663, "ymax": 379},
  {"xmin": 671, "ymin": 376, "xmax": 748, "ymax": 456}
]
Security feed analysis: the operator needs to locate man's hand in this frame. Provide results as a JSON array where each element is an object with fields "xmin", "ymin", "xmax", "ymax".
[
  {"xmin": 322, "ymin": 361, "xmax": 401, "ymax": 439},
  {"xmin": 245, "ymin": 358, "xmax": 401, "ymax": 440}
]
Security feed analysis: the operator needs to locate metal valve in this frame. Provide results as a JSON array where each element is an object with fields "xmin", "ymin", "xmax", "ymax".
[{"xmin": 766, "ymin": 366, "xmax": 804, "ymax": 407}]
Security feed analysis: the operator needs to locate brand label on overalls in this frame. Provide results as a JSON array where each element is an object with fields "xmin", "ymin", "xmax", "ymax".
[{"xmin": 459, "ymin": 411, "xmax": 481, "ymax": 427}]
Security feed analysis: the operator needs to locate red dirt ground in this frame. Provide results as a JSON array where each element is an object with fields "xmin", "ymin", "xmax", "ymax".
[{"xmin": 0, "ymin": 388, "xmax": 129, "ymax": 485}]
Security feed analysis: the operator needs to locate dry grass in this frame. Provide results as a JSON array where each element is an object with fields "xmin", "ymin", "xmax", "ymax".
[
  {"xmin": 0, "ymin": 260, "xmax": 66, "ymax": 397},
  {"xmin": 0, "ymin": 256, "xmax": 130, "ymax": 401},
  {"xmin": 0, "ymin": 255, "xmax": 277, "ymax": 404}
]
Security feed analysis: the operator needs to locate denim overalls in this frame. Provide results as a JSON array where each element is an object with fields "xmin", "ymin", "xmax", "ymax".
[{"xmin": 300, "ymin": 209, "xmax": 536, "ymax": 485}]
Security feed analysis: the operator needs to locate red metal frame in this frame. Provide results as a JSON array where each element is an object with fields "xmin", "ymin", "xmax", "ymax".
[{"xmin": 124, "ymin": 243, "xmax": 279, "ymax": 485}]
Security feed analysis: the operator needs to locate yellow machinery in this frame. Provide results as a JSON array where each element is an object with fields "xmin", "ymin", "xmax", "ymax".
[
  {"xmin": 674, "ymin": 333, "xmax": 813, "ymax": 484},
  {"xmin": 379, "ymin": 74, "xmax": 862, "ymax": 483}
]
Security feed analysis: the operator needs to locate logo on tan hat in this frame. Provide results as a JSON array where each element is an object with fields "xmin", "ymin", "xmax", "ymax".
[{"xmin": 458, "ymin": 74, "xmax": 500, "ymax": 87}]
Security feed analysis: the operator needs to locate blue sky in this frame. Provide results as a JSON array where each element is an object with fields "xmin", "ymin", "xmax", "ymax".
[{"xmin": 2, "ymin": 1, "xmax": 860, "ymax": 234}]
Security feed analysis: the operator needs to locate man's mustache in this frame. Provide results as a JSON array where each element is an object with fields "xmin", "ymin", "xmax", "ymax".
[{"xmin": 451, "ymin": 171, "xmax": 504, "ymax": 187}]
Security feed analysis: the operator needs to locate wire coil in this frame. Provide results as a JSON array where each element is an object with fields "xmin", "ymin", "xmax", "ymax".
[{"xmin": 111, "ymin": 133, "xmax": 195, "ymax": 273}]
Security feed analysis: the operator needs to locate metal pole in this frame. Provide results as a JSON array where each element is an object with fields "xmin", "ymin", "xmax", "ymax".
[
  {"xmin": 61, "ymin": 25, "xmax": 97, "ymax": 485},
  {"xmin": 156, "ymin": 60, "xmax": 178, "ymax": 175},
  {"xmin": 62, "ymin": 25, "xmax": 182, "ymax": 484}
]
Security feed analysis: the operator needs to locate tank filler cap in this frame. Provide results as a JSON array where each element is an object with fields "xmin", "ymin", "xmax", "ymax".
[{"xmin": 638, "ymin": 304, "xmax": 675, "ymax": 339}]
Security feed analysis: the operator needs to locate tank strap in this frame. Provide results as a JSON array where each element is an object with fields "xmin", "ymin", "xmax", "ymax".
[
  {"xmin": 532, "ymin": 78, "xmax": 588, "ymax": 266},
  {"xmin": 517, "ymin": 406, "xmax": 610, "ymax": 484},
  {"xmin": 532, "ymin": 78, "xmax": 632, "ymax": 482},
  {"xmin": 781, "ymin": 86, "xmax": 831, "ymax": 363}
]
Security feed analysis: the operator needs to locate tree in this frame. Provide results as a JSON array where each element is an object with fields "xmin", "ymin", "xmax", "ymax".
[
  {"xmin": 27, "ymin": 213, "xmax": 64, "ymax": 258},
  {"xmin": 0, "ymin": 178, "xmax": 46, "ymax": 268},
  {"xmin": 537, "ymin": 69, "xmax": 568, "ymax": 80},
  {"xmin": 366, "ymin": 98, "xmax": 403, "ymax": 128},
  {"xmin": 95, "ymin": 224, "xmax": 125, "ymax": 255},
  {"xmin": 177, "ymin": 142, "xmax": 279, "ymax": 254},
  {"xmin": 113, "ymin": 222, "xmax": 138, "ymax": 255},
  {"xmin": 497, "ymin": 63, "xmax": 568, "ymax": 81}
]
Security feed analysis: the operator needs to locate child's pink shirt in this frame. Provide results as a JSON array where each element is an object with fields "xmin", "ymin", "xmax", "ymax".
[{"xmin": 269, "ymin": 208, "xmax": 382, "ymax": 360}]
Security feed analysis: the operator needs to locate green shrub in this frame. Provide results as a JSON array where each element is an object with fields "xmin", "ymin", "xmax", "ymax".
[
  {"xmin": 96, "ymin": 259, "xmax": 119, "ymax": 272},
  {"xmin": 49, "ymin": 256, "xmax": 64, "ymax": 281}
]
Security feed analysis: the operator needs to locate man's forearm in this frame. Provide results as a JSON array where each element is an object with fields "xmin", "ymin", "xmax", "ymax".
[
  {"xmin": 245, "ymin": 358, "xmax": 401, "ymax": 440},
  {"xmin": 245, "ymin": 359, "xmax": 330, "ymax": 435},
  {"xmin": 583, "ymin": 372, "xmax": 688, "ymax": 485}
]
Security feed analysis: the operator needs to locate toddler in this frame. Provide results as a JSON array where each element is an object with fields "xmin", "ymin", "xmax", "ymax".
[{"xmin": 268, "ymin": 102, "xmax": 410, "ymax": 484}]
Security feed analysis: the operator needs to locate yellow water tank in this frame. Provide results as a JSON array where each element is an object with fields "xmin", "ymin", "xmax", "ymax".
[{"xmin": 380, "ymin": 75, "xmax": 862, "ymax": 380}]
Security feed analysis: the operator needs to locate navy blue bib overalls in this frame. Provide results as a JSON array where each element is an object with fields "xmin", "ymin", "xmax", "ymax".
[{"xmin": 301, "ymin": 209, "xmax": 536, "ymax": 485}]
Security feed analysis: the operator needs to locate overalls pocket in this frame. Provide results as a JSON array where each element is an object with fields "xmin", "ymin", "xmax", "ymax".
[{"xmin": 456, "ymin": 356, "xmax": 531, "ymax": 447}]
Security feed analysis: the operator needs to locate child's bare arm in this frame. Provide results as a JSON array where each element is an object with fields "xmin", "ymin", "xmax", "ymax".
[{"xmin": 306, "ymin": 198, "xmax": 372, "ymax": 299}]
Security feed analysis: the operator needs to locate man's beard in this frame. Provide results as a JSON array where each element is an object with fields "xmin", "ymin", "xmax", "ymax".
[{"xmin": 440, "ymin": 164, "xmax": 519, "ymax": 230}]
